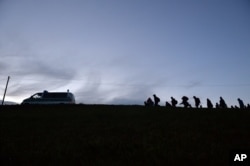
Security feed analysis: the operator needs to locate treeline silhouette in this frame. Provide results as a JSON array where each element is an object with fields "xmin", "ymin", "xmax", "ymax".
[{"xmin": 144, "ymin": 94, "xmax": 250, "ymax": 109}]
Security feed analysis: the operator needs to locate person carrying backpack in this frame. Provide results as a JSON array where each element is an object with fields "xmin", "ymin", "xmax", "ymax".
[{"xmin": 153, "ymin": 94, "xmax": 160, "ymax": 106}]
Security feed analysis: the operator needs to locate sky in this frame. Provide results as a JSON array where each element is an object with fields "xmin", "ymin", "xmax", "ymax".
[{"xmin": 0, "ymin": 0, "xmax": 250, "ymax": 106}]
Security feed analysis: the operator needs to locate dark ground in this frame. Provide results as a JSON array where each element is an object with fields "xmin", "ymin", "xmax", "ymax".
[{"xmin": 0, "ymin": 105, "xmax": 250, "ymax": 166}]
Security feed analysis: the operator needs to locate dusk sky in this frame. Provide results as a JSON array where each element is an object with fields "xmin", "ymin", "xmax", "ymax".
[{"xmin": 0, "ymin": 0, "xmax": 250, "ymax": 106}]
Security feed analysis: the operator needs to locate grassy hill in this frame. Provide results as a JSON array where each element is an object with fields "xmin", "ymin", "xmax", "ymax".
[{"xmin": 0, "ymin": 105, "xmax": 250, "ymax": 165}]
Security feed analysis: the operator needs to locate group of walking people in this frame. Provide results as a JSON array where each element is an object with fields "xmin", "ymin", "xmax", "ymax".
[{"xmin": 144, "ymin": 94, "xmax": 249, "ymax": 109}]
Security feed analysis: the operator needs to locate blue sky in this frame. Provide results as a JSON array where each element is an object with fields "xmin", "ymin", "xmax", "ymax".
[{"xmin": 0, "ymin": 0, "xmax": 250, "ymax": 106}]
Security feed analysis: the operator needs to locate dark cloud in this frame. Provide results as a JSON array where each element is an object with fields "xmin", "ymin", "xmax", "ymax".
[
  {"xmin": 184, "ymin": 81, "xmax": 203, "ymax": 89},
  {"xmin": 0, "ymin": 28, "xmax": 76, "ymax": 99},
  {"xmin": 18, "ymin": 60, "xmax": 75, "ymax": 80},
  {"xmin": 1, "ymin": 0, "xmax": 249, "ymax": 106},
  {"xmin": 5, "ymin": 58, "xmax": 77, "ymax": 99}
]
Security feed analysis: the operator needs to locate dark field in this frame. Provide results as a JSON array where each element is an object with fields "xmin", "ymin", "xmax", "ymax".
[{"xmin": 1, "ymin": 105, "xmax": 250, "ymax": 166}]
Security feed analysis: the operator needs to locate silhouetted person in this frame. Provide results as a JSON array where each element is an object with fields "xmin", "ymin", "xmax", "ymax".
[
  {"xmin": 237, "ymin": 98, "xmax": 245, "ymax": 109},
  {"xmin": 153, "ymin": 94, "xmax": 160, "ymax": 106},
  {"xmin": 234, "ymin": 105, "xmax": 239, "ymax": 109},
  {"xmin": 193, "ymin": 96, "xmax": 201, "ymax": 108},
  {"xmin": 171, "ymin": 97, "xmax": 178, "ymax": 107},
  {"xmin": 207, "ymin": 98, "xmax": 213, "ymax": 109},
  {"xmin": 219, "ymin": 97, "xmax": 227, "ymax": 108},
  {"xmin": 215, "ymin": 103, "xmax": 219, "ymax": 109},
  {"xmin": 144, "ymin": 97, "xmax": 154, "ymax": 106},
  {"xmin": 180, "ymin": 96, "xmax": 191, "ymax": 108},
  {"xmin": 247, "ymin": 104, "xmax": 250, "ymax": 108},
  {"xmin": 165, "ymin": 101, "xmax": 172, "ymax": 107}
]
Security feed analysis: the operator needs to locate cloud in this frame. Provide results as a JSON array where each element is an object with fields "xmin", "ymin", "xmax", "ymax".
[
  {"xmin": 108, "ymin": 97, "xmax": 144, "ymax": 105},
  {"xmin": 0, "ymin": 30, "xmax": 77, "ymax": 102},
  {"xmin": 0, "ymin": 62, "xmax": 7, "ymax": 73},
  {"xmin": 73, "ymin": 71, "xmax": 103, "ymax": 104},
  {"xmin": 107, "ymin": 88, "xmax": 154, "ymax": 105},
  {"xmin": 72, "ymin": 69, "xmax": 159, "ymax": 104},
  {"xmin": 18, "ymin": 59, "xmax": 75, "ymax": 79},
  {"xmin": 4, "ymin": 57, "xmax": 77, "ymax": 99},
  {"xmin": 184, "ymin": 80, "xmax": 203, "ymax": 89}
]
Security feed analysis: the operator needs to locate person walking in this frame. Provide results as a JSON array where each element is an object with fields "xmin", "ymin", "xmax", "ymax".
[
  {"xmin": 153, "ymin": 94, "xmax": 160, "ymax": 106},
  {"xmin": 207, "ymin": 98, "xmax": 213, "ymax": 109},
  {"xmin": 180, "ymin": 96, "xmax": 191, "ymax": 108},
  {"xmin": 193, "ymin": 96, "xmax": 201, "ymax": 108},
  {"xmin": 171, "ymin": 97, "xmax": 178, "ymax": 107},
  {"xmin": 219, "ymin": 97, "xmax": 228, "ymax": 108},
  {"xmin": 237, "ymin": 98, "xmax": 245, "ymax": 109}
]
